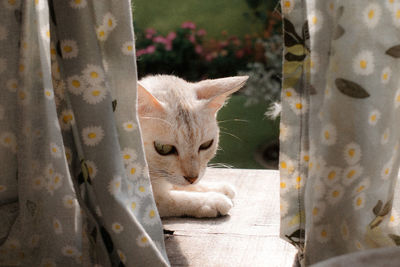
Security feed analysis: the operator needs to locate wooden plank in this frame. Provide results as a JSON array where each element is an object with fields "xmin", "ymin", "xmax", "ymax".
[{"xmin": 163, "ymin": 168, "xmax": 297, "ymax": 267}]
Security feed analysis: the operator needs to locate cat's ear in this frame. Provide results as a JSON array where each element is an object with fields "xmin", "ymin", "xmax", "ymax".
[
  {"xmin": 137, "ymin": 82, "xmax": 164, "ymax": 116},
  {"xmin": 195, "ymin": 76, "xmax": 249, "ymax": 113}
]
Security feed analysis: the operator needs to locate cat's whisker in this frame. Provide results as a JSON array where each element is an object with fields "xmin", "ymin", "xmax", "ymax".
[
  {"xmin": 149, "ymin": 179, "xmax": 163, "ymax": 185},
  {"xmin": 140, "ymin": 116, "xmax": 173, "ymax": 127},
  {"xmin": 150, "ymin": 169, "xmax": 175, "ymax": 182},
  {"xmin": 220, "ymin": 130, "xmax": 242, "ymax": 142},
  {"xmin": 150, "ymin": 170, "xmax": 166, "ymax": 176},
  {"xmin": 150, "ymin": 177, "xmax": 167, "ymax": 185},
  {"xmin": 208, "ymin": 163, "xmax": 233, "ymax": 169},
  {"xmin": 218, "ymin": 126, "xmax": 242, "ymax": 136},
  {"xmin": 217, "ymin": 118, "xmax": 248, "ymax": 124}
]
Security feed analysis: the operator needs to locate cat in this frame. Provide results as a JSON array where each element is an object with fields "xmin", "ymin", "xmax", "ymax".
[{"xmin": 137, "ymin": 75, "xmax": 248, "ymax": 218}]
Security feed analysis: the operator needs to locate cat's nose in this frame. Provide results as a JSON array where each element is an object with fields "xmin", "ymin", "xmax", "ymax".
[{"xmin": 183, "ymin": 176, "xmax": 198, "ymax": 184}]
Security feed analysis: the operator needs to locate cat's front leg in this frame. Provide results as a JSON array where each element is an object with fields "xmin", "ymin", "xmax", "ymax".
[
  {"xmin": 173, "ymin": 182, "xmax": 236, "ymax": 199},
  {"xmin": 155, "ymin": 190, "xmax": 233, "ymax": 218}
]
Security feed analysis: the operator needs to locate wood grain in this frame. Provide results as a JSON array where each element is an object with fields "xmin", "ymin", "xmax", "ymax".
[{"xmin": 163, "ymin": 168, "xmax": 297, "ymax": 267}]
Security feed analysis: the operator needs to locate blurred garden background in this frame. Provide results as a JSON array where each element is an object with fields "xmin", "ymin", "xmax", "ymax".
[{"xmin": 132, "ymin": 0, "xmax": 282, "ymax": 169}]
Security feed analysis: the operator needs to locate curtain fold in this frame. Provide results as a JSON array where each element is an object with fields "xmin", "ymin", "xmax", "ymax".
[
  {"xmin": 280, "ymin": 0, "xmax": 400, "ymax": 265},
  {"xmin": 0, "ymin": 0, "xmax": 169, "ymax": 266}
]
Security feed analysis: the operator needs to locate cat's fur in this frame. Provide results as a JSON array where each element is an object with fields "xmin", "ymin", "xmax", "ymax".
[{"xmin": 137, "ymin": 75, "xmax": 248, "ymax": 218}]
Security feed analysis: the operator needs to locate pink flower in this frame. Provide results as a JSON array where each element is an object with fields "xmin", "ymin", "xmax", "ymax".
[
  {"xmin": 228, "ymin": 36, "xmax": 241, "ymax": 46},
  {"xmin": 145, "ymin": 28, "xmax": 156, "ymax": 39},
  {"xmin": 145, "ymin": 28, "xmax": 156, "ymax": 35},
  {"xmin": 165, "ymin": 43, "xmax": 172, "ymax": 51},
  {"xmin": 205, "ymin": 52, "xmax": 217, "ymax": 62},
  {"xmin": 153, "ymin": 36, "xmax": 173, "ymax": 51},
  {"xmin": 205, "ymin": 54, "xmax": 214, "ymax": 62},
  {"xmin": 219, "ymin": 41, "xmax": 228, "ymax": 48},
  {"xmin": 181, "ymin": 21, "xmax": 196, "ymax": 30},
  {"xmin": 167, "ymin": 32, "xmax": 177, "ymax": 41},
  {"xmin": 196, "ymin": 29, "xmax": 207, "ymax": 36},
  {"xmin": 136, "ymin": 49, "xmax": 147, "ymax": 57},
  {"xmin": 188, "ymin": 35, "xmax": 196, "ymax": 44},
  {"xmin": 195, "ymin": 45, "xmax": 203, "ymax": 54},
  {"xmin": 153, "ymin": 36, "xmax": 167, "ymax": 44},
  {"xmin": 232, "ymin": 39, "xmax": 242, "ymax": 46},
  {"xmin": 235, "ymin": 50, "xmax": 245, "ymax": 59},
  {"xmin": 146, "ymin": 45, "xmax": 156, "ymax": 54}
]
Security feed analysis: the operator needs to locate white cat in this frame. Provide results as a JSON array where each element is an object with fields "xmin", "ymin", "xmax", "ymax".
[{"xmin": 137, "ymin": 75, "xmax": 248, "ymax": 218}]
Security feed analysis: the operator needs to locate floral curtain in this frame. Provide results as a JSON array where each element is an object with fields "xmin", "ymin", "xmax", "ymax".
[
  {"xmin": 280, "ymin": 0, "xmax": 400, "ymax": 265},
  {"xmin": 0, "ymin": 0, "xmax": 169, "ymax": 266}
]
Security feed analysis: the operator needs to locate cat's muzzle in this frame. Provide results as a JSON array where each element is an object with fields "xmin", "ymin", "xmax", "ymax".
[{"xmin": 183, "ymin": 176, "xmax": 198, "ymax": 184}]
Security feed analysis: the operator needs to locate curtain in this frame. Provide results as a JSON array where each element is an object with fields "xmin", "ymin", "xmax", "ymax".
[
  {"xmin": 280, "ymin": 0, "xmax": 400, "ymax": 265},
  {"xmin": 0, "ymin": 0, "xmax": 169, "ymax": 266}
]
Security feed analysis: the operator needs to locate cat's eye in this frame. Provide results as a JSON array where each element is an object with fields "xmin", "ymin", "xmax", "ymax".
[
  {"xmin": 199, "ymin": 139, "xmax": 214, "ymax": 151},
  {"xmin": 154, "ymin": 141, "xmax": 177, "ymax": 156}
]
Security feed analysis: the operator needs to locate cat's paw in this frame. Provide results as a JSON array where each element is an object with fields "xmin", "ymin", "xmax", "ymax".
[
  {"xmin": 202, "ymin": 182, "xmax": 236, "ymax": 199},
  {"xmin": 218, "ymin": 183, "xmax": 236, "ymax": 199},
  {"xmin": 195, "ymin": 192, "xmax": 233, "ymax": 218}
]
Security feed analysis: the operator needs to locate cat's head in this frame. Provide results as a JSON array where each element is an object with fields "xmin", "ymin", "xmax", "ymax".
[{"xmin": 137, "ymin": 75, "xmax": 248, "ymax": 186}]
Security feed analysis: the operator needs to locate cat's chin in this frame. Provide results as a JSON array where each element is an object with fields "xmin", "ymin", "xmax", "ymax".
[
  {"xmin": 165, "ymin": 174, "xmax": 205, "ymax": 187},
  {"xmin": 169, "ymin": 178, "xmax": 200, "ymax": 187}
]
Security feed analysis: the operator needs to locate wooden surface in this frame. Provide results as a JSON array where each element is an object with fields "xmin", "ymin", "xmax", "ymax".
[{"xmin": 163, "ymin": 168, "xmax": 297, "ymax": 267}]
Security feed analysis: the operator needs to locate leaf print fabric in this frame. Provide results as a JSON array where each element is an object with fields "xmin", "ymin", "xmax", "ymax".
[
  {"xmin": 280, "ymin": 0, "xmax": 400, "ymax": 266},
  {"xmin": 0, "ymin": 1, "xmax": 169, "ymax": 266}
]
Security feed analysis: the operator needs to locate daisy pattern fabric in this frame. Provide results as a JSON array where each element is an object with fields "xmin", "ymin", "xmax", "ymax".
[
  {"xmin": 280, "ymin": 0, "xmax": 400, "ymax": 265},
  {"xmin": 0, "ymin": 1, "xmax": 169, "ymax": 266}
]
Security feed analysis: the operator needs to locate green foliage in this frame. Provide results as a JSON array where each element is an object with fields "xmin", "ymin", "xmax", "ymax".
[
  {"xmin": 211, "ymin": 95, "xmax": 279, "ymax": 169},
  {"xmin": 243, "ymin": 0, "xmax": 281, "ymax": 33},
  {"xmin": 239, "ymin": 34, "xmax": 283, "ymax": 106},
  {"xmin": 132, "ymin": 0, "xmax": 264, "ymax": 38},
  {"xmin": 135, "ymin": 22, "xmax": 256, "ymax": 81},
  {"xmin": 133, "ymin": 1, "xmax": 283, "ymax": 169},
  {"xmin": 136, "ymin": 26, "xmax": 204, "ymax": 81}
]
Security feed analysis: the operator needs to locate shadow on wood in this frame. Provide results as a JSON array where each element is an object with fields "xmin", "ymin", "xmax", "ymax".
[
  {"xmin": 162, "ymin": 168, "xmax": 297, "ymax": 267},
  {"xmin": 164, "ymin": 232, "xmax": 190, "ymax": 267}
]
